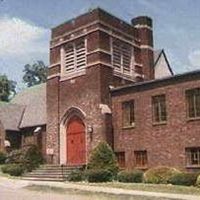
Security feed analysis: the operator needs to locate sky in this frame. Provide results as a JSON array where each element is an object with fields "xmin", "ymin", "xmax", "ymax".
[{"xmin": 0, "ymin": 0, "xmax": 200, "ymax": 88}]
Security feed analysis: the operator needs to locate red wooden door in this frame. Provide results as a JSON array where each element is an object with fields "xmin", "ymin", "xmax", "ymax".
[{"xmin": 67, "ymin": 117, "xmax": 86, "ymax": 165}]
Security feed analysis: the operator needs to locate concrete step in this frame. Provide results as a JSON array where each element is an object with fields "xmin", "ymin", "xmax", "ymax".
[
  {"xmin": 22, "ymin": 164, "xmax": 83, "ymax": 182},
  {"xmin": 21, "ymin": 177, "xmax": 65, "ymax": 182}
]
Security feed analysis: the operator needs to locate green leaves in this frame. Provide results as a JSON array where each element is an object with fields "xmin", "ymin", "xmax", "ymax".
[
  {"xmin": 23, "ymin": 60, "xmax": 47, "ymax": 87},
  {"xmin": 0, "ymin": 74, "xmax": 16, "ymax": 102}
]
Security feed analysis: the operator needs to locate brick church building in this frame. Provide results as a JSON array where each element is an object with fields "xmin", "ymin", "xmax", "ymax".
[{"xmin": 0, "ymin": 8, "xmax": 200, "ymax": 171}]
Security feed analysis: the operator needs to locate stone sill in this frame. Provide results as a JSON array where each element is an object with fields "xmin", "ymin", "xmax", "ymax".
[
  {"xmin": 122, "ymin": 125, "xmax": 135, "ymax": 130},
  {"xmin": 186, "ymin": 165, "xmax": 200, "ymax": 169},
  {"xmin": 186, "ymin": 117, "xmax": 200, "ymax": 122},
  {"xmin": 152, "ymin": 121, "xmax": 167, "ymax": 126}
]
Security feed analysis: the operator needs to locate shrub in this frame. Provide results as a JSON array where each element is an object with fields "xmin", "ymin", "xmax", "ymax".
[
  {"xmin": 1, "ymin": 164, "xmax": 25, "ymax": 176},
  {"xmin": 6, "ymin": 145, "xmax": 43, "ymax": 172},
  {"xmin": 0, "ymin": 151, "xmax": 6, "ymax": 164},
  {"xmin": 196, "ymin": 174, "xmax": 200, "ymax": 187},
  {"xmin": 85, "ymin": 169, "xmax": 113, "ymax": 183},
  {"xmin": 117, "ymin": 170, "xmax": 143, "ymax": 183},
  {"xmin": 169, "ymin": 172, "xmax": 198, "ymax": 186},
  {"xmin": 87, "ymin": 142, "xmax": 118, "ymax": 175},
  {"xmin": 67, "ymin": 170, "xmax": 84, "ymax": 182},
  {"xmin": 144, "ymin": 167, "xmax": 180, "ymax": 184}
]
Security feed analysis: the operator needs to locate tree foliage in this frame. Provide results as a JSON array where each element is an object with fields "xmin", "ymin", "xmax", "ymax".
[
  {"xmin": 87, "ymin": 141, "xmax": 118, "ymax": 175},
  {"xmin": 0, "ymin": 74, "xmax": 16, "ymax": 102},
  {"xmin": 23, "ymin": 61, "xmax": 48, "ymax": 87}
]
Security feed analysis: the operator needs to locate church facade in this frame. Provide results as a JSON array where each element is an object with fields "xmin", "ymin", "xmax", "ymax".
[{"xmin": 0, "ymin": 8, "xmax": 200, "ymax": 171}]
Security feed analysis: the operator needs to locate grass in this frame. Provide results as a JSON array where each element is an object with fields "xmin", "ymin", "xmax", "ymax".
[
  {"xmin": 75, "ymin": 181, "xmax": 200, "ymax": 196},
  {"xmin": 25, "ymin": 185, "xmax": 180, "ymax": 200}
]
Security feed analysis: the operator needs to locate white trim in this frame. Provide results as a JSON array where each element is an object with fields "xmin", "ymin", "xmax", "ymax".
[
  {"xmin": 140, "ymin": 45, "xmax": 154, "ymax": 51},
  {"xmin": 60, "ymin": 70, "xmax": 86, "ymax": 82},
  {"xmin": 51, "ymin": 24, "xmax": 140, "ymax": 49},
  {"xmin": 47, "ymin": 73, "xmax": 60, "ymax": 80},
  {"xmin": 87, "ymin": 48, "xmax": 111, "ymax": 55},
  {"xmin": 87, "ymin": 61, "xmax": 113, "ymax": 68},
  {"xmin": 134, "ymin": 24, "xmax": 152, "ymax": 30},
  {"xmin": 49, "ymin": 62, "xmax": 61, "ymax": 68},
  {"xmin": 113, "ymin": 70, "xmax": 135, "ymax": 82},
  {"xmin": 51, "ymin": 20, "xmax": 135, "ymax": 43}
]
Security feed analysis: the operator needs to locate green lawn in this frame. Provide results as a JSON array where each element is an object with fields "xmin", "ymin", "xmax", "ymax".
[
  {"xmin": 75, "ymin": 181, "xmax": 200, "ymax": 196},
  {"xmin": 26, "ymin": 185, "xmax": 180, "ymax": 200}
]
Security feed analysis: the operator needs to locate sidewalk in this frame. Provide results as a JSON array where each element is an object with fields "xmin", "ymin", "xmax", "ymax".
[{"xmin": 0, "ymin": 176, "xmax": 199, "ymax": 200}]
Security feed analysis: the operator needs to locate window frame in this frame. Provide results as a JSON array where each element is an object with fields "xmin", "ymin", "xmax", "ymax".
[
  {"xmin": 186, "ymin": 147, "xmax": 200, "ymax": 168},
  {"xmin": 122, "ymin": 100, "xmax": 135, "ymax": 129},
  {"xmin": 134, "ymin": 150, "xmax": 148, "ymax": 169},
  {"xmin": 61, "ymin": 38, "xmax": 87, "ymax": 78},
  {"xmin": 152, "ymin": 94, "xmax": 167, "ymax": 125},
  {"xmin": 186, "ymin": 88, "xmax": 200, "ymax": 120},
  {"xmin": 112, "ymin": 38, "xmax": 134, "ymax": 77}
]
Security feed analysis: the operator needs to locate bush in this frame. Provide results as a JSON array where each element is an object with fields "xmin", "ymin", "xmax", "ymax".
[
  {"xmin": 87, "ymin": 142, "xmax": 118, "ymax": 175},
  {"xmin": 6, "ymin": 145, "xmax": 43, "ymax": 172},
  {"xmin": 67, "ymin": 170, "xmax": 84, "ymax": 182},
  {"xmin": 169, "ymin": 172, "xmax": 198, "ymax": 186},
  {"xmin": 117, "ymin": 170, "xmax": 143, "ymax": 183},
  {"xmin": 196, "ymin": 174, "xmax": 200, "ymax": 187},
  {"xmin": 144, "ymin": 167, "xmax": 180, "ymax": 184},
  {"xmin": 1, "ymin": 164, "xmax": 25, "ymax": 176},
  {"xmin": 0, "ymin": 151, "xmax": 6, "ymax": 164},
  {"xmin": 85, "ymin": 169, "xmax": 113, "ymax": 183}
]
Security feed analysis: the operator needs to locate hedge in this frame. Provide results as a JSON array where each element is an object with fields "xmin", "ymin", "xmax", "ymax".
[
  {"xmin": 67, "ymin": 170, "xmax": 84, "ymax": 182},
  {"xmin": 1, "ymin": 164, "xmax": 25, "ymax": 176},
  {"xmin": 144, "ymin": 167, "xmax": 180, "ymax": 184},
  {"xmin": 0, "ymin": 151, "xmax": 6, "ymax": 164},
  {"xmin": 169, "ymin": 172, "xmax": 198, "ymax": 186},
  {"xmin": 117, "ymin": 170, "xmax": 143, "ymax": 183},
  {"xmin": 85, "ymin": 169, "xmax": 113, "ymax": 182}
]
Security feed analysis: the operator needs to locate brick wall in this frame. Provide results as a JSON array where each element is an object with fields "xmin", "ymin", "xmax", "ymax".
[{"xmin": 112, "ymin": 77, "xmax": 200, "ymax": 170}]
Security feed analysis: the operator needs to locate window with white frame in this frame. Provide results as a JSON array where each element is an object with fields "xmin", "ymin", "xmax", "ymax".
[
  {"xmin": 63, "ymin": 39, "xmax": 86, "ymax": 74},
  {"xmin": 112, "ymin": 39, "xmax": 133, "ymax": 75}
]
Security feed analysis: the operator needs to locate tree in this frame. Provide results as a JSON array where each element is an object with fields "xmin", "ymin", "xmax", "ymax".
[
  {"xmin": 0, "ymin": 74, "xmax": 16, "ymax": 102},
  {"xmin": 87, "ymin": 141, "xmax": 118, "ymax": 175},
  {"xmin": 23, "ymin": 61, "xmax": 48, "ymax": 87}
]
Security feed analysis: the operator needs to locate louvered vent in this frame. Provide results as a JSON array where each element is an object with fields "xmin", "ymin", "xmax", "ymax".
[
  {"xmin": 64, "ymin": 40, "xmax": 86, "ymax": 74},
  {"xmin": 113, "ymin": 39, "xmax": 132, "ymax": 75}
]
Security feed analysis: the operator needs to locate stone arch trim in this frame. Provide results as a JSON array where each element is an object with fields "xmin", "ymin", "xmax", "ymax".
[{"xmin": 59, "ymin": 107, "xmax": 86, "ymax": 164}]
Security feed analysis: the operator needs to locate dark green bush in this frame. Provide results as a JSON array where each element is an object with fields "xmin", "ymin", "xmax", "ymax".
[
  {"xmin": 67, "ymin": 170, "xmax": 84, "ymax": 182},
  {"xmin": 87, "ymin": 141, "xmax": 118, "ymax": 175},
  {"xmin": 144, "ymin": 167, "xmax": 180, "ymax": 184},
  {"xmin": 1, "ymin": 164, "xmax": 25, "ymax": 176},
  {"xmin": 0, "ymin": 151, "xmax": 6, "ymax": 164},
  {"xmin": 117, "ymin": 170, "xmax": 143, "ymax": 183},
  {"xmin": 6, "ymin": 145, "xmax": 43, "ymax": 172},
  {"xmin": 85, "ymin": 169, "xmax": 113, "ymax": 183},
  {"xmin": 169, "ymin": 172, "xmax": 198, "ymax": 186}
]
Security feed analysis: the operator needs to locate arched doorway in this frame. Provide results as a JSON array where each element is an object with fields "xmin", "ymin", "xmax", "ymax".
[{"xmin": 66, "ymin": 116, "xmax": 86, "ymax": 165}]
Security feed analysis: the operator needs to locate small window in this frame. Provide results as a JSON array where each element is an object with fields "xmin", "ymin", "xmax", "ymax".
[
  {"xmin": 186, "ymin": 88, "xmax": 200, "ymax": 119},
  {"xmin": 134, "ymin": 150, "xmax": 148, "ymax": 168},
  {"xmin": 186, "ymin": 147, "xmax": 200, "ymax": 167},
  {"xmin": 116, "ymin": 152, "xmax": 125, "ymax": 168},
  {"xmin": 152, "ymin": 95, "xmax": 167, "ymax": 123},
  {"xmin": 122, "ymin": 100, "xmax": 135, "ymax": 128}
]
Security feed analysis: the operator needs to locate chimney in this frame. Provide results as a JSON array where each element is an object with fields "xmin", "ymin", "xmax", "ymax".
[{"xmin": 132, "ymin": 16, "xmax": 154, "ymax": 80}]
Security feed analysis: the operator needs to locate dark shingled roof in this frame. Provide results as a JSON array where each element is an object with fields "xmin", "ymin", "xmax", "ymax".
[
  {"xmin": 11, "ymin": 83, "xmax": 46, "ymax": 128},
  {"xmin": 0, "ymin": 103, "xmax": 25, "ymax": 131},
  {"xmin": 0, "ymin": 83, "xmax": 46, "ymax": 131}
]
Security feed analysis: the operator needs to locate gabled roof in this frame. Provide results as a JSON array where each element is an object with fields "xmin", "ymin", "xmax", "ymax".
[
  {"xmin": 11, "ymin": 83, "xmax": 46, "ymax": 128},
  {"xmin": 154, "ymin": 49, "xmax": 174, "ymax": 75},
  {"xmin": 0, "ymin": 103, "xmax": 25, "ymax": 131}
]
